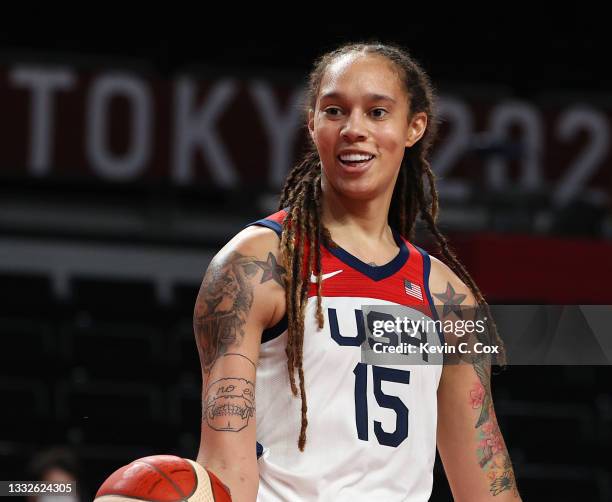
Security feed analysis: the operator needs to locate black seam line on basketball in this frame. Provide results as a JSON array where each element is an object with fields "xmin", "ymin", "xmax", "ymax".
[
  {"xmin": 148, "ymin": 478, "xmax": 162, "ymax": 495},
  {"xmin": 133, "ymin": 462, "xmax": 189, "ymax": 502},
  {"xmin": 138, "ymin": 460, "xmax": 195, "ymax": 500},
  {"xmin": 222, "ymin": 352, "xmax": 256, "ymax": 369},
  {"xmin": 98, "ymin": 465, "xmax": 168, "ymax": 502}
]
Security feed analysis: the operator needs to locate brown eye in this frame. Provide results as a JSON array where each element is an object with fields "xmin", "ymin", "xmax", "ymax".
[
  {"xmin": 324, "ymin": 107, "xmax": 342, "ymax": 117},
  {"xmin": 370, "ymin": 108, "xmax": 388, "ymax": 119}
]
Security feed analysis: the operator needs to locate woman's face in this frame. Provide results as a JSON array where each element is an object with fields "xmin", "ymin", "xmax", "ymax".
[{"xmin": 309, "ymin": 53, "xmax": 427, "ymax": 200}]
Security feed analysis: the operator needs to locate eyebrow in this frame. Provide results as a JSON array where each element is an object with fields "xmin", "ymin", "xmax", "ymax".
[{"xmin": 319, "ymin": 92, "xmax": 397, "ymax": 104}]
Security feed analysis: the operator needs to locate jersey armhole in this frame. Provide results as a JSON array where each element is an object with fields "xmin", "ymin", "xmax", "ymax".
[
  {"xmin": 244, "ymin": 218, "xmax": 282, "ymax": 238},
  {"xmin": 244, "ymin": 218, "xmax": 287, "ymax": 343}
]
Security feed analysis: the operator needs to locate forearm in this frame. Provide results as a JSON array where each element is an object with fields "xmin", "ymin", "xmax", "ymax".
[
  {"xmin": 197, "ymin": 455, "xmax": 258, "ymax": 502},
  {"xmin": 437, "ymin": 363, "xmax": 521, "ymax": 500},
  {"xmin": 452, "ymin": 481, "xmax": 522, "ymax": 502},
  {"xmin": 454, "ymin": 491, "xmax": 522, "ymax": 502},
  {"xmin": 439, "ymin": 421, "xmax": 521, "ymax": 501}
]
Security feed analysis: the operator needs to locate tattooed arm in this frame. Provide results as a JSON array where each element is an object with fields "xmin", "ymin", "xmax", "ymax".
[
  {"xmin": 430, "ymin": 257, "xmax": 522, "ymax": 501},
  {"xmin": 194, "ymin": 226, "xmax": 286, "ymax": 502}
]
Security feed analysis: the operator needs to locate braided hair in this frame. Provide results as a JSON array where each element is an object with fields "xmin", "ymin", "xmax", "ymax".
[{"xmin": 278, "ymin": 42, "xmax": 503, "ymax": 451}]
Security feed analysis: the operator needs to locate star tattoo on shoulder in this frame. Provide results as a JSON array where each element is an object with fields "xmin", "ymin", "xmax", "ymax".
[
  {"xmin": 254, "ymin": 252, "xmax": 285, "ymax": 287},
  {"xmin": 433, "ymin": 281, "xmax": 467, "ymax": 319}
]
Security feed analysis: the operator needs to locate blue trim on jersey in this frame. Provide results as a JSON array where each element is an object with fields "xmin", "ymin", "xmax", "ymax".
[
  {"xmin": 325, "ymin": 228, "xmax": 409, "ymax": 282},
  {"xmin": 245, "ymin": 218, "xmax": 282, "ymax": 237},
  {"xmin": 243, "ymin": 217, "xmax": 287, "ymax": 344},
  {"xmin": 415, "ymin": 245, "xmax": 445, "ymax": 345},
  {"xmin": 256, "ymin": 441, "xmax": 264, "ymax": 459},
  {"xmin": 261, "ymin": 313, "xmax": 288, "ymax": 343}
]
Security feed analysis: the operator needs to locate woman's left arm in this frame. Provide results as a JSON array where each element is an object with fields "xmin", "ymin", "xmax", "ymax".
[{"xmin": 430, "ymin": 257, "xmax": 522, "ymax": 501}]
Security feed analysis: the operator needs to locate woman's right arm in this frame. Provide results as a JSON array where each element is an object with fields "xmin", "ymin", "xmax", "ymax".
[{"xmin": 194, "ymin": 227, "xmax": 285, "ymax": 502}]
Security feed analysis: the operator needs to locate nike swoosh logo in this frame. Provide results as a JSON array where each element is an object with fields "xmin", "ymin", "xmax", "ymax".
[{"xmin": 310, "ymin": 269, "xmax": 343, "ymax": 283}]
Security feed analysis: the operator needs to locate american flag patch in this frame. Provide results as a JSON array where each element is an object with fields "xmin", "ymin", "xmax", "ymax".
[{"xmin": 404, "ymin": 279, "xmax": 423, "ymax": 300}]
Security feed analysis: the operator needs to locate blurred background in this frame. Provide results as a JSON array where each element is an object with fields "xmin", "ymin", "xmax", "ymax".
[{"xmin": 1, "ymin": 18, "xmax": 611, "ymax": 501}]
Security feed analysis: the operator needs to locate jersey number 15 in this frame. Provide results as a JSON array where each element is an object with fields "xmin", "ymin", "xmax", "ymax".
[{"xmin": 353, "ymin": 363, "xmax": 410, "ymax": 448}]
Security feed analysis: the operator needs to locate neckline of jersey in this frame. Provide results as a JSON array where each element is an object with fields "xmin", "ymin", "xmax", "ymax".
[{"xmin": 323, "ymin": 227, "xmax": 409, "ymax": 282}]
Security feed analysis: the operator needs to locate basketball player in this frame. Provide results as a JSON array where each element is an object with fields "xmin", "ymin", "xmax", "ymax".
[{"xmin": 193, "ymin": 43, "xmax": 521, "ymax": 501}]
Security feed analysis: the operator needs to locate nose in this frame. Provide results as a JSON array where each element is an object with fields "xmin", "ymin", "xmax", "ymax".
[{"xmin": 340, "ymin": 109, "xmax": 368, "ymax": 142}]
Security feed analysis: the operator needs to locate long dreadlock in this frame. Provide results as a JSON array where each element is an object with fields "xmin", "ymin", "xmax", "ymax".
[{"xmin": 278, "ymin": 42, "xmax": 504, "ymax": 452}]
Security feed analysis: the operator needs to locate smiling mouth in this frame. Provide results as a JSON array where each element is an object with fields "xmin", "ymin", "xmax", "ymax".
[{"xmin": 336, "ymin": 154, "xmax": 375, "ymax": 173}]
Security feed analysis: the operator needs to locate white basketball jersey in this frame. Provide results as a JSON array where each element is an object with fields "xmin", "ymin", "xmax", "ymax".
[{"xmin": 248, "ymin": 210, "xmax": 443, "ymax": 502}]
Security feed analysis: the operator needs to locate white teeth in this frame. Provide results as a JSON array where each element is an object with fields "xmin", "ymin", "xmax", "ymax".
[{"xmin": 339, "ymin": 153, "xmax": 374, "ymax": 162}]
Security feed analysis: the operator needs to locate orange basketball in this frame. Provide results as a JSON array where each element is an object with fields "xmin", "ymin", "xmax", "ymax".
[{"xmin": 94, "ymin": 455, "xmax": 232, "ymax": 502}]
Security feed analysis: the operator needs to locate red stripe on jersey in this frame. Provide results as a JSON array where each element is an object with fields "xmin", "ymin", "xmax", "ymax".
[
  {"xmin": 253, "ymin": 209, "xmax": 434, "ymax": 320},
  {"xmin": 307, "ymin": 239, "xmax": 433, "ymax": 318},
  {"xmin": 265, "ymin": 209, "xmax": 289, "ymax": 226}
]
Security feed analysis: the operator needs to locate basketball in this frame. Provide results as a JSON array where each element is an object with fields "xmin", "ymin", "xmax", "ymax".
[{"xmin": 94, "ymin": 455, "xmax": 232, "ymax": 502}]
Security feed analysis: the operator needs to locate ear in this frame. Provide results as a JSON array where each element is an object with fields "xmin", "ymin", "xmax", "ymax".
[
  {"xmin": 405, "ymin": 112, "xmax": 428, "ymax": 148},
  {"xmin": 308, "ymin": 108, "xmax": 316, "ymax": 142}
]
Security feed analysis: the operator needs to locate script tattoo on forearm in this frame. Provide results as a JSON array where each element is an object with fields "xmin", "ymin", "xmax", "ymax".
[
  {"xmin": 470, "ymin": 360, "xmax": 519, "ymax": 497},
  {"xmin": 193, "ymin": 250, "xmax": 285, "ymax": 372},
  {"xmin": 203, "ymin": 354, "xmax": 257, "ymax": 432}
]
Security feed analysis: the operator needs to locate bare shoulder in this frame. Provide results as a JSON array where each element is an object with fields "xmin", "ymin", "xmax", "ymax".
[
  {"xmin": 428, "ymin": 254, "xmax": 476, "ymax": 307},
  {"xmin": 216, "ymin": 224, "xmax": 286, "ymax": 315},
  {"xmin": 219, "ymin": 224, "xmax": 283, "ymax": 265},
  {"xmin": 208, "ymin": 224, "xmax": 286, "ymax": 293},
  {"xmin": 193, "ymin": 224, "xmax": 286, "ymax": 368}
]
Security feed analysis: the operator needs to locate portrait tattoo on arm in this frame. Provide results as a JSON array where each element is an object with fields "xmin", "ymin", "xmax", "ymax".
[{"xmin": 193, "ymin": 250, "xmax": 286, "ymax": 372}]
